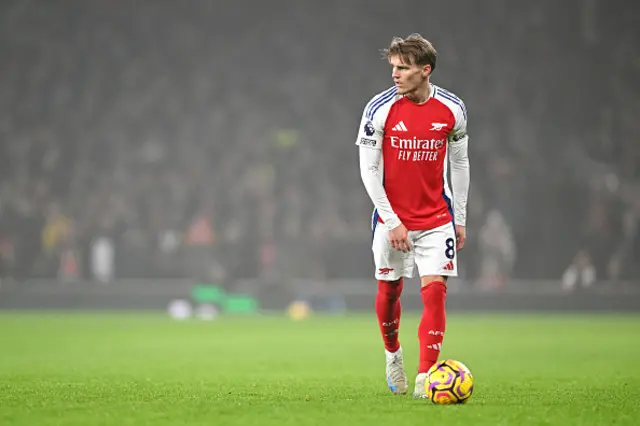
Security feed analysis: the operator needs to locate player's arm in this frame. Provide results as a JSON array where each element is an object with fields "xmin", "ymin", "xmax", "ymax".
[
  {"xmin": 355, "ymin": 111, "xmax": 401, "ymax": 230},
  {"xmin": 358, "ymin": 146, "xmax": 400, "ymax": 230},
  {"xmin": 356, "ymin": 109, "xmax": 410, "ymax": 252},
  {"xmin": 448, "ymin": 104, "xmax": 470, "ymax": 249}
]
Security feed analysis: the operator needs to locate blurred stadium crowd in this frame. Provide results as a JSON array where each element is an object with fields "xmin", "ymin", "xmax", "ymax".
[{"xmin": 0, "ymin": 0, "xmax": 638, "ymax": 289}]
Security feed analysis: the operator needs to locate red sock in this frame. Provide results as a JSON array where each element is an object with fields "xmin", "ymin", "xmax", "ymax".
[
  {"xmin": 375, "ymin": 279, "xmax": 403, "ymax": 353},
  {"xmin": 418, "ymin": 281, "xmax": 447, "ymax": 373}
]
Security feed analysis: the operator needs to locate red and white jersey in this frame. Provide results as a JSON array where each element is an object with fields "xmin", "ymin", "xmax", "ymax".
[{"xmin": 355, "ymin": 84, "xmax": 468, "ymax": 231}]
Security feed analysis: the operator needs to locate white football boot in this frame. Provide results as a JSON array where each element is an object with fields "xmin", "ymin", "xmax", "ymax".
[
  {"xmin": 413, "ymin": 372, "xmax": 429, "ymax": 398},
  {"xmin": 385, "ymin": 347, "xmax": 408, "ymax": 395}
]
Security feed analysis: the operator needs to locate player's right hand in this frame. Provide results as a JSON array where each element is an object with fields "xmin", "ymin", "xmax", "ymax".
[{"xmin": 388, "ymin": 223, "xmax": 411, "ymax": 253}]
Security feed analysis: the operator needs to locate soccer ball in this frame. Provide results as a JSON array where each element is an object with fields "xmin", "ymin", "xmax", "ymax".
[{"xmin": 425, "ymin": 359, "xmax": 474, "ymax": 404}]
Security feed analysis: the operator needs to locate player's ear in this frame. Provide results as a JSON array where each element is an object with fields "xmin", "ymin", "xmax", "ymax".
[{"xmin": 423, "ymin": 64, "xmax": 432, "ymax": 77}]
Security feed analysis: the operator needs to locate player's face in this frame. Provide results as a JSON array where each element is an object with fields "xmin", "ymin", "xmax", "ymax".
[{"xmin": 389, "ymin": 55, "xmax": 430, "ymax": 95}]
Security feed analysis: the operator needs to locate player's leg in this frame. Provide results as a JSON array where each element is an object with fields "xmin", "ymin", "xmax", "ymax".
[
  {"xmin": 412, "ymin": 274, "xmax": 448, "ymax": 397},
  {"xmin": 376, "ymin": 277, "xmax": 403, "ymax": 353},
  {"xmin": 411, "ymin": 223, "xmax": 458, "ymax": 397},
  {"xmin": 377, "ymin": 278, "xmax": 407, "ymax": 395},
  {"xmin": 372, "ymin": 222, "xmax": 414, "ymax": 394},
  {"xmin": 418, "ymin": 275, "xmax": 448, "ymax": 374}
]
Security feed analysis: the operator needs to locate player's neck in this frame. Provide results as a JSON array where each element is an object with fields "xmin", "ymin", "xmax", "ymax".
[{"xmin": 404, "ymin": 81, "xmax": 432, "ymax": 105}]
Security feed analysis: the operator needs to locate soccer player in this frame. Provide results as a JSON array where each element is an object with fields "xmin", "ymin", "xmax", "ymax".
[{"xmin": 355, "ymin": 34, "xmax": 470, "ymax": 397}]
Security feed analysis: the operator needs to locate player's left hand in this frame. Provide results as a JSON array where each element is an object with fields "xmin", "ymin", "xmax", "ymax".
[{"xmin": 455, "ymin": 225, "xmax": 466, "ymax": 251}]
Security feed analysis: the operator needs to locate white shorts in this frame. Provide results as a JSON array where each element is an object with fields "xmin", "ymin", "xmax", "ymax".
[{"xmin": 372, "ymin": 221, "xmax": 458, "ymax": 281}]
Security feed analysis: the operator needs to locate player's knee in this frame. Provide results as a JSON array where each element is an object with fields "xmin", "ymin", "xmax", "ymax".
[
  {"xmin": 420, "ymin": 275, "xmax": 447, "ymax": 288},
  {"xmin": 377, "ymin": 278, "xmax": 404, "ymax": 300},
  {"xmin": 384, "ymin": 277, "xmax": 403, "ymax": 286},
  {"xmin": 420, "ymin": 277, "xmax": 447, "ymax": 306}
]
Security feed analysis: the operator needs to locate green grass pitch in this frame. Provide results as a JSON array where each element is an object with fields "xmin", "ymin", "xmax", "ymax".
[{"xmin": 1, "ymin": 312, "xmax": 639, "ymax": 425}]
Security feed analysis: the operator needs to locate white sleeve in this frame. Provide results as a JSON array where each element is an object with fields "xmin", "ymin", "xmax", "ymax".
[
  {"xmin": 359, "ymin": 145, "xmax": 401, "ymax": 230},
  {"xmin": 448, "ymin": 104, "xmax": 470, "ymax": 227},
  {"xmin": 354, "ymin": 108, "xmax": 383, "ymax": 150}
]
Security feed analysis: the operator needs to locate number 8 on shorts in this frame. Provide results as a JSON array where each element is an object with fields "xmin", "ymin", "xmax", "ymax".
[{"xmin": 372, "ymin": 222, "xmax": 457, "ymax": 281}]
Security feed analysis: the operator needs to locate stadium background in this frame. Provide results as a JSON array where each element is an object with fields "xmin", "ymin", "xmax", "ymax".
[{"xmin": 0, "ymin": 0, "xmax": 639, "ymax": 313}]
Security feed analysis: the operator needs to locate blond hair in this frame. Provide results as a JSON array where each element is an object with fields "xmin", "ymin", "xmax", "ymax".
[{"xmin": 383, "ymin": 33, "xmax": 437, "ymax": 72}]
